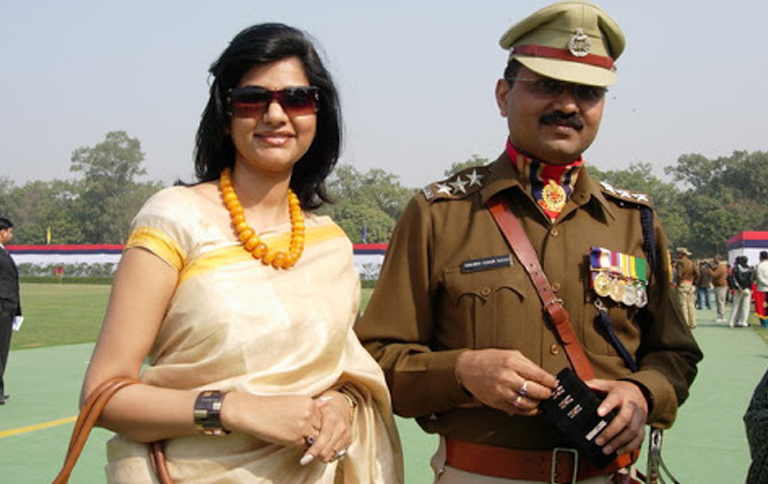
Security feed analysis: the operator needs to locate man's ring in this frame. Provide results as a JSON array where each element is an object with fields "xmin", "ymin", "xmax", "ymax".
[
  {"xmin": 305, "ymin": 435, "xmax": 316, "ymax": 446},
  {"xmin": 513, "ymin": 394, "xmax": 524, "ymax": 408},
  {"xmin": 519, "ymin": 380, "xmax": 529, "ymax": 397},
  {"xmin": 330, "ymin": 449, "xmax": 347, "ymax": 462}
]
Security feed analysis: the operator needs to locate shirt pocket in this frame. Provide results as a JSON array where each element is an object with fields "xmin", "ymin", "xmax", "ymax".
[
  {"xmin": 442, "ymin": 266, "xmax": 530, "ymax": 349},
  {"xmin": 581, "ymin": 301, "xmax": 642, "ymax": 358}
]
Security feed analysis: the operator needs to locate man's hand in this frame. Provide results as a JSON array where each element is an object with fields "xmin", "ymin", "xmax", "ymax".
[
  {"xmin": 587, "ymin": 379, "xmax": 649, "ymax": 455},
  {"xmin": 456, "ymin": 349, "xmax": 557, "ymax": 416}
]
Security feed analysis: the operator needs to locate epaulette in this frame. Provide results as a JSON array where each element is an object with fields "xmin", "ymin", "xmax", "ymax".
[
  {"xmin": 420, "ymin": 165, "xmax": 491, "ymax": 202},
  {"xmin": 599, "ymin": 181, "xmax": 653, "ymax": 209}
]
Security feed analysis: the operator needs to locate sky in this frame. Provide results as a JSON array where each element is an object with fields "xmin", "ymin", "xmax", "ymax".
[{"xmin": 2, "ymin": 0, "xmax": 767, "ymax": 190}]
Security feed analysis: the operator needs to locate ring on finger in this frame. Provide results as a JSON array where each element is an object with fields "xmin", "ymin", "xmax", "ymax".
[
  {"xmin": 330, "ymin": 449, "xmax": 347, "ymax": 462},
  {"xmin": 513, "ymin": 394, "xmax": 525, "ymax": 408},
  {"xmin": 305, "ymin": 427, "xmax": 320, "ymax": 446},
  {"xmin": 519, "ymin": 380, "xmax": 529, "ymax": 397}
]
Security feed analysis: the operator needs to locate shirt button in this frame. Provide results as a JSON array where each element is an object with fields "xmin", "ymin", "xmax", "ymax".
[
  {"xmin": 481, "ymin": 286, "xmax": 492, "ymax": 297},
  {"xmin": 551, "ymin": 229, "xmax": 559, "ymax": 237},
  {"xmin": 550, "ymin": 344, "xmax": 560, "ymax": 355},
  {"xmin": 552, "ymin": 282, "xmax": 561, "ymax": 292}
]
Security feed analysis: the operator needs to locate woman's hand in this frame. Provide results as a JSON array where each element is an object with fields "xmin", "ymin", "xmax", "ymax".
[
  {"xmin": 302, "ymin": 390, "xmax": 354, "ymax": 465},
  {"xmin": 221, "ymin": 393, "xmax": 325, "ymax": 448}
]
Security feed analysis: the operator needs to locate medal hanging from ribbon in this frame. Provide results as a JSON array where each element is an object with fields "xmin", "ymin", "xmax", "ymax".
[{"xmin": 590, "ymin": 247, "xmax": 648, "ymax": 308}]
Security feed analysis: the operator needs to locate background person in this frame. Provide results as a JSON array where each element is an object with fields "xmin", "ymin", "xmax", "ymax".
[
  {"xmin": 674, "ymin": 248, "xmax": 698, "ymax": 329},
  {"xmin": 0, "ymin": 217, "xmax": 20, "ymax": 405},
  {"xmin": 711, "ymin": 254, "xmax": 729, "ymax": 323},
  {"xmin": 356, "ymin": 2, "xmax": 702, "ymax": 483},
  {"xmin": 755, "ymin": 251, "xmax": 768, "ymax": 328},
  {"xmin": 728, "ymin": 255, "xmax": 754, "ymax": 328},
  {"xmin": 695, "ymin": 259, "xmax": 712, "ymax": 310},
  {"xmin": 80, "ymin": 23, "xmax": 401, "ymax": 484}
]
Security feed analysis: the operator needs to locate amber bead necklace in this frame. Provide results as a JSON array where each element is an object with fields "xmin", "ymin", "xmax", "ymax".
[{"xmin": 220, "ymin": 167, "xmax": 305, "ymax": 269}]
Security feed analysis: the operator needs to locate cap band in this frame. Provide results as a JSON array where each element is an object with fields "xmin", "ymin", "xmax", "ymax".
[{"xmin": 511, "ymin": 44, "xmax": 615, "ymax": 70}]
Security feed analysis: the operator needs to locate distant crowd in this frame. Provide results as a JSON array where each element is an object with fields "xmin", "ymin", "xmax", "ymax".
[{"xmin": 671, "ymin": 249, "xmax": 768, "ymax": 329}]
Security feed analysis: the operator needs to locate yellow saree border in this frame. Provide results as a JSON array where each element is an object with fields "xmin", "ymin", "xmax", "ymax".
[
  {"xmin": 179, "ymin": 223, "xmax": 347, "ymax": 285},
  {"xmin": 125, "ymin": 226, "xmax": 187, "ymax": 271}
]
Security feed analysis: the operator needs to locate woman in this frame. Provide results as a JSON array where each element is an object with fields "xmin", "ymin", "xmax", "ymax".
[
  {"xmin": 728, "ymin": 255, "xmax": 754, "ymax": 328},
  {"xmin": 81, "ymin": 23, "xmax": 402, "ymax": 483}
]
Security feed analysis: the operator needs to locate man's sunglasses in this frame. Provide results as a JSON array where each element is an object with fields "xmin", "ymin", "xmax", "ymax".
[
  {"xmin": 507, "ymin": 77, "xmax": 607, "ymax": 103},
  {"xmin": 227, "ymin": 86, "xmax": 320, "ymax": 118}
]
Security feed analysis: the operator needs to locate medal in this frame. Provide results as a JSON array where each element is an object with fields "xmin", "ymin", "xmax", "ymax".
[
  {"xmin": 590, "ymin": 247, "xmax": 650, "ymax": 306},
  {"xmin": 609, "ymin": 279, "xmax": 626, "ymax": 303},
  {"xmin": 593, "ymin": 272, "xmax": 611, "ymax": 298},
  {"xmin": 635, "ymin": 286, "xmax": 648, "ymax": 308},
  {"xmin": 622, "ymin": 284, "xmax": 637, "ymax": 306},
  {"xmin": 540, "ymin": 179, "xmax": 567, "ymax": 213}
]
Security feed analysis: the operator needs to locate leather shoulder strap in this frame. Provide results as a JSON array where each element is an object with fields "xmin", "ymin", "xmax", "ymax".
[{"xmin": 487, "ymin": 194, "xmax": 595, "ymax": 380}]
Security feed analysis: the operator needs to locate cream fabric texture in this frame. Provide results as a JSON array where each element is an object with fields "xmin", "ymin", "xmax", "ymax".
[{"xmin": 107, "ymin": 186, "xmax": 402, "ymax": 484}]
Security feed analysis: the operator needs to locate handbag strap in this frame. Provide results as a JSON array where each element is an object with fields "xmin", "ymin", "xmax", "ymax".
[
  {"xmin": 487, "ymin": 194, "xmax": 595, "ymax": 380},
  {"xmin": 51, "ymin": 377, "xmax": 172, "ymax": 484}
]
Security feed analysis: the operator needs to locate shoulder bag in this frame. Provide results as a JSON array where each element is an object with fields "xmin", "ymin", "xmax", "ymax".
[{"xmin": 51, "ymin": 377, "xmax": 171, "ymax": 484}]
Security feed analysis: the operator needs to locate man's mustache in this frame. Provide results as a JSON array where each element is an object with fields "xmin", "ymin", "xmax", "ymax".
[{"xmin": 540, "ymin": 111, "xmax": 584, "ymax": 130}]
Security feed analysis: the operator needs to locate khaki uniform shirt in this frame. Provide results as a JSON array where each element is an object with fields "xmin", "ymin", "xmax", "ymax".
[
  {"xmin": 711, "ymin": 262, "xmax": 728, "ymax": 287},
  {"xmin": 675, "ymin": 257, "xmax": 698, "ymax": 283},
  {"xmin": 356, "ymin": 153, "xmax": 702, "ymax": 450}
]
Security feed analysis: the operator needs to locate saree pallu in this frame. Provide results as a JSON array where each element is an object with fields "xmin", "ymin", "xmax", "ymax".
[{"xmin": 106, "ymin": 187, "xmax": 402, "ymax": 484}]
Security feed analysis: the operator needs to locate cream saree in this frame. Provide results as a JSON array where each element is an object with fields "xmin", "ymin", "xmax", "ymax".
[{"xmin": 105, "ymin": 186, "xmax": 402, "ymax": 484}]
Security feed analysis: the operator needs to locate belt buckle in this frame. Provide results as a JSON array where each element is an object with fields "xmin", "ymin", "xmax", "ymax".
[{"xmin": 551, "ymin": 447, "xmax": 579, "ymax": 484}]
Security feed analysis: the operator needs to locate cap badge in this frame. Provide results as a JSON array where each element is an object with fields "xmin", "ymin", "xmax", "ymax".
[{"xmin": 567, "ymin": 27, "xmax": 591, "ymax": 57}]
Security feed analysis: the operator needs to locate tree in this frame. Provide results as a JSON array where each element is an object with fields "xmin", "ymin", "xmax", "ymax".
[
  {"xmin": 8, "ymin": 180, "xmax": 85, "ymax": 244},
  {"xmin": 69, "ymin": 131, "xmax": 162, "ymax": 243},
  {"xmin": 662, "ymin": 151, "xmax": 768, "ymax": 256},
  {"xmin": 444, "ymin": 154, "xmax": 489, "ymax": 177},
  {"xmin": 589, "ymin": 162, "xmax": 687, "ymax": 245},
  {"xmin": 321, "ymin": 165, "xmax": 413, "ymax": 243}
]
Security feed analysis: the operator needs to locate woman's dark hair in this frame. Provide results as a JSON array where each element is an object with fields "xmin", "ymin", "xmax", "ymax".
[{"xmin": 195, "ymin": 23, "xmax": 342, "ymax": 210}]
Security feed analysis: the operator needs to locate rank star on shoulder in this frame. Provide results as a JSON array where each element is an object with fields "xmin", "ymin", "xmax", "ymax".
[
  {"xmin": 466, "ymin": 169, "xmax": 484, "ymax": 187},
  {"xmin": 436, "ymin": 182, "xmax": 452, "ymax": 195},
  {"xmin": 450, "ymin": 176, "xmax": 468, "ymax": 194}
]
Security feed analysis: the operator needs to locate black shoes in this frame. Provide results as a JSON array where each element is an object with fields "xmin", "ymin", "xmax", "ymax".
[{"xmin": 0, "ymin": 394, "xmax": 9, "ymax": 405}]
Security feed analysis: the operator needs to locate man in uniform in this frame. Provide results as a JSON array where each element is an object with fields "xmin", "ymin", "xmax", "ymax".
[
  {"xmin": 356, "ymin": 2, "xmax": 702, "ymax": 483},
  {"xmin": 674, "ymin": 248, "xmax": 698, "ymax": 329},
  {"xmin": 710, "ymin": 254, "xmax": 729, "ymax": 323}
]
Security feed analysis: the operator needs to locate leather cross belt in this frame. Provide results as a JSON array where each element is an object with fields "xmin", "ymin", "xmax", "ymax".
[{"xmin": 445, "ymin": 438, "xmax": 638, "ymax": 483}]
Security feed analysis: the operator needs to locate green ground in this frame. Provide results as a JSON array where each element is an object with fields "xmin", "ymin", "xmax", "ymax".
[{"xmin": 1, "ymin": 284, "xmax": 765, "ymax": 483}]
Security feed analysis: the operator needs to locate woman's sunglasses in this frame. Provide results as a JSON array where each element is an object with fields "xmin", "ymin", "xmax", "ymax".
[{"xmin": 227, "ymin": 86, "xmax": 320, "ymax": 118}]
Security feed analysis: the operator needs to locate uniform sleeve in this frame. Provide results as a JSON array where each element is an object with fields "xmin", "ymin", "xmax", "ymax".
[
  {"xmin": 355, "ymin": 196, "xmax": 474, "ymax": 418},
  {"xmin": 623, "ymin": 216, "xmax": 703, "ymax": 428}
]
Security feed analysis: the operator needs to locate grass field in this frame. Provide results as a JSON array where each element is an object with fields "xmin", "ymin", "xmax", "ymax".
[
  {"xmin": 3, "ymin": 283, "xmax": 438, "ymax": 483},
  {"xmin": 4, "ymin": 283, "xmax": 768, "ymax": 483},
  {"xmin": 12, "ymin": 284, "xmax": 110, "ymax": 349}
]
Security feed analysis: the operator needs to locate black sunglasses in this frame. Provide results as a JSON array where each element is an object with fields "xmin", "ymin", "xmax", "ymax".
[
  {"xmin": 507, "ymin": 77, "xmax": 607, "ymax": 103},
  {"xmin": 227, "ymin": 86, "xmax": 320, "ymax": 118}
]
